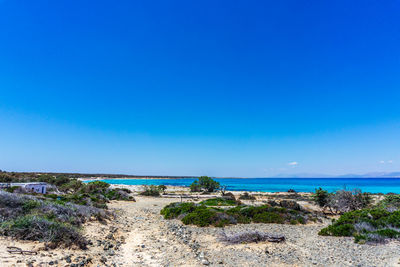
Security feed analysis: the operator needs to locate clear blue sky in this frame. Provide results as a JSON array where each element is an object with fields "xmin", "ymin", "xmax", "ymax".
[{"xmin": 0, "ymin": 0, "xmax": 399, "ymax": 177}]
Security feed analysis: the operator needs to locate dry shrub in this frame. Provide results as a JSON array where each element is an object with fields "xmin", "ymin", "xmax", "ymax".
[{"xmin": 219, "ymin": 230, "xmax": 285, "ymax": 244}]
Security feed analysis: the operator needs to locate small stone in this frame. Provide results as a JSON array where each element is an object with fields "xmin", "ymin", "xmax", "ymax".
[
  {"xmin": 201, "ymin": 259, "xmax": 210, "ymax": 265},
  {"xmin": 65, "ymin": 256, "xmax": 72, "ymax": 263}
]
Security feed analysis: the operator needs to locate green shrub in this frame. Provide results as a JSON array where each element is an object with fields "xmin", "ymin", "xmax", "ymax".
[
  {"xmin": 319, "ymin": 224, "xmax": 355, "ymax": 236},
  {"xmin": 200, "ymin": 198, "xmax": 238, "ymax": 206},
  {"xmin": 161, "ymin": 201, "xmax": 311, "ymax": 227},
  {"xmin": 139, "ymin": 185, "xmax": 161, "ymax": 196},
  {"xmin": 59, "ymin": 179, "xmax": 84, "ymax": 193},
  {"xmin": 312, "ymin": 188, "xmax": 330, "ymax": 208},
  {"xmin": 319, "ymin": 207, "xmax": 400, "ymax": 243},
  {"xmin": 182, "ymin": 208, "xmax": 217, "ymax": 227},
  {"xmin": 376, "ymin": 228, "xmax": 400, "ymax": 238},
  {"xmin": 157, "ymin": 185, "xmax": 167, "ymax": 194},
  {"xmin": 37, "ymin": 174, "xmax": 56, "ymax": 184},
  {"xmin": 22, "ymin": 200, "xmax": 41, "ymax": 212},
  {"xmin": 190, "ymin": 176, "xmax": 220, "ymax": 193},
  {"xmin": 253, "ymin": 212, "xmax": 284, "ymax": 224},
  {"xmin": 160, "ymin": 202, "xmax": 197, "ymax": 219},
  {"xmin": 53, "ymin": 175, "xmax": 71, "ymax": 187},
  {"xmin": 190, "ymin": 181, "xmax": 202, "ymax": 192},
  {"xmin": 4, "ymin": 186, "xmax": 19, "ymax": 193},
  {"xmin": 84, "ymin": 181, "xmax": 110, "ymax": 192},
  {"xmin": 380, "ymin": 194, "xmax": 400, "ymax": 209}
]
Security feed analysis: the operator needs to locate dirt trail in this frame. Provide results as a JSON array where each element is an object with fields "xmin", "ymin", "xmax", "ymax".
[{"xmin": 109, "ymin": 197, "xmax": 200, "ymax": 267}]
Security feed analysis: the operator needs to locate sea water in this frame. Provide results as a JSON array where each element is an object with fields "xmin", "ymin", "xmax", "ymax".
[{"xmin": 87, "ymin": 178, "xmax": 400, "ymax": 194}]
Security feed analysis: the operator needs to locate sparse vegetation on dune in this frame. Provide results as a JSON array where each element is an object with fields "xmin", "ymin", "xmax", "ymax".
[
  {"xmin": 200, "ymin": 197, "xmax": 240, "ymax": 206},
  {"xmin": 0, "ymin": 191, "xmax": 110, "ymax": 248},
  {"xmin": 0, "ymin": 172, "xmax": 136, "ymax": 249},
  {"xmin": 318, "ymin": 193, "xmax": 400, "ymax": 244},
  {"xmin": 161, "ymin": 199, "xmax": 318, "ymax": 227},
  {"xmin": 312, "ymin": 188, "xmax": 372, "ymax": 214},
  {"xmin": 139, "ymin": 185, "xmax": 162, "ymax": 196}
]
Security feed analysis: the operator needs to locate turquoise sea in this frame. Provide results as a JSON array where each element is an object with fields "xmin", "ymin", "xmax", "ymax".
[{"xmin": 89, "ymin": 178, "xmax": 400, "ymax": 194}]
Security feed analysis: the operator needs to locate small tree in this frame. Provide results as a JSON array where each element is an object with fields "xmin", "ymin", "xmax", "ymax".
[
  {"xmin": 190, "ymin": 181, "xmax": 202, "ymax": 192},
  {"xmin": 312, "ymin": 188, "xmax": 330, "ymax": 210},
  {"xmin": 190, "ymin": 176, "xmax": 220, "ymax": 193},
  {"xmin": 158, "ymin": 185, "xmax": 167, "ymax": 194}
]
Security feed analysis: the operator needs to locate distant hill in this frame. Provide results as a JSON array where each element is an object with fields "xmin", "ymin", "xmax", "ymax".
[{"xmin": 271, "ymin": 172, "xmax": 400, "ymax": 178}]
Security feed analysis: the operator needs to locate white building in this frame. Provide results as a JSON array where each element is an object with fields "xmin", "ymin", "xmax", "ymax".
[{"xmin": 0, "ymin": 182, "xmax": 48, "ymax": 194}]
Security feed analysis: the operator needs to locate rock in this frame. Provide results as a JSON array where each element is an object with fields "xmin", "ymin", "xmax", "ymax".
[
  {"xmin": 106, "ymin": 233, "xmax": 114, "ymax": 240},
  {"xmin": 279, "ymin": 200, "xmax": 302, "ymax": 211},
  {"xmin": 107, "ymin": 249, "xmax": 115, "ymax": 256},
  {"xmin": 201, "ymin": 259, "xmax": 210, "ymax": 265}
]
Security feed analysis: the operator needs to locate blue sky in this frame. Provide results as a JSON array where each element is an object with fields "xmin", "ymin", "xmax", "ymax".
[{"xmin": 0, "ymin": 0, "xmax": 399, "ymax": 177}]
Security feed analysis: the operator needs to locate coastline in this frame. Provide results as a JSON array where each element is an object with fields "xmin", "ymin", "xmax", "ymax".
[{"xmin": 79, "ymin": 177, "xmax": 400, "ymax": 194}]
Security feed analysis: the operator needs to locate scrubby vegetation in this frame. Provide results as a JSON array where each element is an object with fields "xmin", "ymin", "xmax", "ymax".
[
  {"xmin": 200, "ymin": 197, "xmax": 239, "ymax": 206},
  {"xmin": 140, "ymin": 185, "xmax": 161, "ymax": 196},
  {"xmin": 158, "ymin": 184, "xmax": 167, "ymax": 194},
  {"xmin": 190, "ymin": 176, "xmax": 220, "ymax": 193},
  {"xmin": 219, "ymin": 230, "xmax": 285, "ymax": 244},
  {"xmin": 1, "ymin": 172, "xmax": 135, "ymax": 209},
  {"xmin": 313, "ymin": 188, "xmax": 372, "ymax": 214},
  {"xmin": 0, "ymin": 191, "xmax": 109, "ymax": 248},
  {"xmin": 319, "ymin": 194, "xmax": 400, "ymax": 244},
  {"xmin": 0, "ymin": 172, "xmax": 135, "ymax": 248},
  {"xmin": 161, "ymin": 200, "xmax": 317, "ymax": 227},
  {"xmin": 42, "ymin": 180, "xmax": 135, "ymax": 209}
]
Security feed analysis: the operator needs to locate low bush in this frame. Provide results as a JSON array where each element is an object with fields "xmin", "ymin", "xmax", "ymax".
[
  {"xmin": 1, "ymin": 215, "xmax": 88, "ymax": 249},
  {"xmin": 312, "ymin": 188, "xmax": 330, "ymax": 209},
  {"xmin": 219, "ymin": 230, "xmax": 285, "ymax": 244},
  {"xmin": 158, "ymin": 185, "xmax": 167, "ymax": 194},
  {"xmin": 318, "ymin": 207, "xmax": 400, "ymax": 244},
  {"xmin": 200, "ymin": 197, "xmax": 238, "ymax": 206},
  {"xmin": 181, "ymin": 207, "xmax": 218, "ymax": 227},
  {"xmin": 379, "ymin": 194, "xmax": 400, "ymax": 210},
  {"xmin": 161, "ymin": 201, "xmax": 315, "ymax": 227},
  {"xmin": 313, "ymin": 188, "xmax": 372, "ymax": 214},
  {"xmin": 139, "ymin": 185, "xmax": 161, "ymax": 197},
  {"xmin": 0, "ymin": 191, "xmax": 110, "ymax": 248},
  {"xmin": 160, "ymin": 202, "xmax": 197, "ymax": 219}
]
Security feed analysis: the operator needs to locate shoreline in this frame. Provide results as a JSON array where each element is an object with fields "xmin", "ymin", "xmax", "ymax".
[{"xmin": 79, "ymin": 178, "xmax": 394, "ymax": 195}]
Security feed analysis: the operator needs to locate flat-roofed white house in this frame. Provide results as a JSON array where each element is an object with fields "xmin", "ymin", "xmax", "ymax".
[{"xmin": 0, "ymin": 182, "xmax": 48, "ymax": 194}]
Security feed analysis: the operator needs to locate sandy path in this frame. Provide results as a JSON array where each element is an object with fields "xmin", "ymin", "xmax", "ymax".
[{"xmin": 109, "ymin": 197, "xmax": 200, "ymax": 267}]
